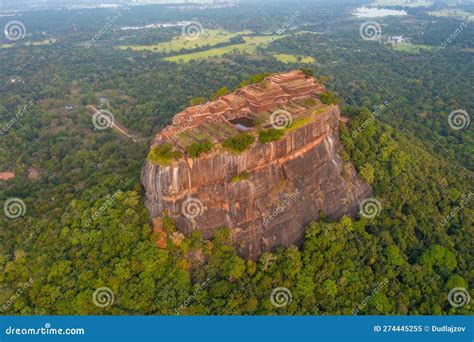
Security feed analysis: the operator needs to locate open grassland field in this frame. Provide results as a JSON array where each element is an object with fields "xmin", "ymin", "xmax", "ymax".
[
  {"xmin": 294, "ymin": 31, "xmax": 323, "ymax": 36},
  {"xmin": 373, "ymin": 0, "xmax": 432, "ymax": 6},
  {"xmin": 272, "ymin": 53, "xmax": 315, "ymax": 64},
  {"xmin": 391, "ymin": 42, "xmax": 437, "ymax": 53},
  {"xmin": 117, "ymin": 29, "xmax": 252, "ymax": 52},
  {"xmin": 428, "ymin": 9, "xmax": 473, "ymax": 19},
  {"xmin": 1, "ymin": 38, "xmax": 57, "ymax": 49},
  {"xmin": 164, "ymin": 35, "xmax": 287, "ymax": 62}
]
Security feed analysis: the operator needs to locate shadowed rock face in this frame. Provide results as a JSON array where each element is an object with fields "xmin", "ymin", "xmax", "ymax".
[{"xmin": 141, "ymin": 71, "xmax": 371, "ymax": 260}]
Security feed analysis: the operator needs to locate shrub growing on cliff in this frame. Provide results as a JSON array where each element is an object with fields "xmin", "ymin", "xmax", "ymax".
[
  {"xmin": 236, "ymin": 73, "xmax": 270, "ymax": 89},
  {"xmin": 187, "ymin": 140, "xmax": 214, "ymax": 158},
  {"xmin": 148, "ymin": 143, "xmax": 182, "ymax": 165},
  {"xmin": 319, "ymin": 91, "xmax": 339, "ymax": 105},
  {"xmin": 222, "ymin": 133, "xmax": 255, "ymax": 153},
  {"xmin": 258, "ymin": 128, "xmax": 284, "ymax": 143},
  {"xmin": 211, "ymin": 86, "xmax": 229, "ymax": 100},
  {"xmin": 231, "ymin": 171, "xmax": 249, "ymax": 183},
  {"xmin": 299, "ymin": 68, "xmax": 314, "ymax": 77},
  {"xmin": 189, "ymin": 97, "xmax": 206, "ymax": 106}
]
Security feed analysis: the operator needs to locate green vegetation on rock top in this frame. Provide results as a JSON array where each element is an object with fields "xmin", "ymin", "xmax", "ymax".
[
  {"xmin": 222, "ymin": 133, "xmax": 255, "ymax": 153},
  {"xmin": 148, "ymin": 143, "xmax": 183, "ymax": 166},
  {"xmin": 231, "ymin": 171, "xmax": 250, "ymax": 182},
  {"xmin": 258, "ymin": 128, "xmax": 284, "ymax": 143},
  {"xmin": 186, "ymin": 140, "xmax": 214, "ymax": 158}
]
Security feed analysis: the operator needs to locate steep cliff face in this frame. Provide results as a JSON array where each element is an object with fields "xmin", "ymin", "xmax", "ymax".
[{"xmin": 141, "ymin": 71, "xmax": 371, "ymax": 260}]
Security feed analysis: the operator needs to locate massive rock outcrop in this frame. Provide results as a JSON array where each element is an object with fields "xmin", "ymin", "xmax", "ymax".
[{"xmin": 141, "ymin": 70, "xmax": 371, "ymax": 260}]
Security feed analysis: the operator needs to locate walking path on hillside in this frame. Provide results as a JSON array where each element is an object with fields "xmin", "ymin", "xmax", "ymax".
[{"xmin": 87, "ymin": 105, "xmax": 138, "ymax": 143}]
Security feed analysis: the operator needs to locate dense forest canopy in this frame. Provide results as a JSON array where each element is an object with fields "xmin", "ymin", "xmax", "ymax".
[{"xmin": 0, "ymin": 0, "xmax": 472, "ymax": 315}]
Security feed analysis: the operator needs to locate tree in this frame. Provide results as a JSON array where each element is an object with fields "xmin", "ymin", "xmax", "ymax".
[
  {"xmin": 359, "ymin": 163, "xmax": 375, "ymax": 184},
  {"xmin": 212, "ymin": 87, "xmax": 229, "ymax": 100}
]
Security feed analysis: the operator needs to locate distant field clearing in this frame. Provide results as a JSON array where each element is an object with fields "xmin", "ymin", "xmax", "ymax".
[
  {"xmin": 117, "ymin": 29, "xmax": 252, "ymax": 53},
  {"xmin": 272, "ymin": 53, "xmax": 315, "ymax": 64},
  {"xmin": 391, "ymin": 42, "xmax": 436, "ymax": 53},
  {"xmin": 163, "ymin": 35, "xmax": 287, "ymax": 63},
  {"xmin": 428, "ymin": 9, "xmax": 473, "ymax": 20},
  {"xmin": 1, "ymin": 38, "xmax": 57, "ymax": 49}
]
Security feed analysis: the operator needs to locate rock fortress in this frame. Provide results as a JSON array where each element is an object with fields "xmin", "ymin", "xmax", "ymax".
[{"xmin": 141, "ymin": 70, "xmax": 372, "ymax": 259}]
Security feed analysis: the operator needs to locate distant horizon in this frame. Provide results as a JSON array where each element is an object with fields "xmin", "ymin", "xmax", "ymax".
[
  {"xmin": 0, "ymin": 0, "xmax": 369, "ymax": 10},
  {"xmin": 2, "ymin": 0, "xmax": 473, "ymax": 12}
]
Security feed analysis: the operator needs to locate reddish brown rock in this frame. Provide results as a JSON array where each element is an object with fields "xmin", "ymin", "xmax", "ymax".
[
  {"xmin": 0, "ymin": 172, "xmax": 15, "ymax": 181},
  {"xmin": 152, "ymin": 218, "xmax": 168, "ymax": 249},
  {"xmin": 171, "ymin": 232, "xmax": 185, "ymax": 246},
  {"xmin": 141, "ymin": 71, "xmax": 371, "ymax": 260}
]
